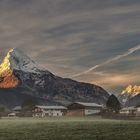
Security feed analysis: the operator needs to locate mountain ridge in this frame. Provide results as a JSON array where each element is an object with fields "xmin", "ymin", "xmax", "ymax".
[{"xmin": 0, "ymin": 48, "xmax": 109, "ymax": 108}]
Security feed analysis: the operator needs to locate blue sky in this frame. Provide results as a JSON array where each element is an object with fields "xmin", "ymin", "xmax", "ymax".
[{"xmin": 0, "ymin": 0, "xmax": 140, "ymax": 94}]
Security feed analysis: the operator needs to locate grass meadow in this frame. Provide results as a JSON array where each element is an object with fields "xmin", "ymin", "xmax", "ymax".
[{"xmin": 0, "ymin": 117, "xmax": 139, "ymax": 140}]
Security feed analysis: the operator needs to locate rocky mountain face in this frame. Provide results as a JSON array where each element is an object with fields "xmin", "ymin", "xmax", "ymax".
[
  {"xmin": 118, "ymin": 85, "xmax": 140, "ymax": 106},
  {"xmin": 0, "ymin": 48, "xmax": 109, "ymax": 108}
]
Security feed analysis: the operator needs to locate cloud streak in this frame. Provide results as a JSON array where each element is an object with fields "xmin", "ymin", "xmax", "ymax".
[{"xmin": 72, "ymin": 45, "xmax": 140, "ymax": 78}]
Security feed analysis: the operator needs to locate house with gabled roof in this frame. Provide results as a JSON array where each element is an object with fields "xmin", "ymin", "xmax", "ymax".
[
  {"xmin": 33, "ymin": 105, "xmax": 67, "ymax": 117},
  {"xmin": 67, "ymin": 102, "xmax": 103, "ymax": 116}
]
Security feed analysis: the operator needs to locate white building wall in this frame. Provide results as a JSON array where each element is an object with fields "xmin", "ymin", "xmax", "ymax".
[
  {"xmin": 44, "ymin": 110, "xmax": 63, "ymax": 116},
  {"xmin": 120, "ymin": 110, "xmax": 130, "ymax": 114},
  {"xmin": 137, "ymin": 107, "xmax": 140, "ymax": 112},
  {"xmin": 85, "ymin": 109, "xmax": 100, "ymax": 115},
  {"xmin": 33, "ymin": 107, "xmax": 65, "ymax": 117}
]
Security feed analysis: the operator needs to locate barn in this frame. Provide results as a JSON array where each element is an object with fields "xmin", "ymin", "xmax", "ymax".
[
  {"xmin": 33, "ymin": 105, "xmax": 67, "ymax": 117},
  {"xmin": 67, "ymin": 102, "xmax": 103, "ymax": 116}
]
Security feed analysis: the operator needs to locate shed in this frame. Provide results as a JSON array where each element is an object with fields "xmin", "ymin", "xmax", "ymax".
[{"xmin": 8, "ymin": 112, "xmax": 16, "ymax": 117}]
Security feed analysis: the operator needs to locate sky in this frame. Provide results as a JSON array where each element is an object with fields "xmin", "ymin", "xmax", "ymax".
[{"xmin": 0, "ymin": 0, "xmax": 140, "ymax": 94}]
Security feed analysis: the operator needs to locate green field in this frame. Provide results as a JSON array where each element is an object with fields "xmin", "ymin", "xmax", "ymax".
[{"xmin": 0, "ymin": 117, "xmax": 140, "ymax": 140}]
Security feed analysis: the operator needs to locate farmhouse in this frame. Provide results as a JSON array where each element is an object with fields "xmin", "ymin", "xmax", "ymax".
[
  {"xmin": 120, "ymin": 107, "xmax": 136, "ymax": 115},
  {"xmin": 33, "ymin": 105, "xmax": 67, "ymax": 117},
  {"xmin": 67, "ymin": 102, "xmax": 103, "ymax": 116}
]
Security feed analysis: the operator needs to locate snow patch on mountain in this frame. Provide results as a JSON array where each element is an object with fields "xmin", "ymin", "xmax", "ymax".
[{"xmin": 6, "ymin": 48, "xmax": 41, "ymax": 73}]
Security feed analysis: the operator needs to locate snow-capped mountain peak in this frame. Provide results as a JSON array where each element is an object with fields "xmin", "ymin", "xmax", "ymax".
[
  {"xmin": 0, "ymin": 48, "xmax": 51, "ymax": 88},
  {"xmin": 2, "ymin": 48, "xmax": 39, "ymax": 73},
  {"xmin": 121, "ymin": 85, "xmax": 140, "ymax": 97},
  {"xmin": 118, "ymin": 85, "xmax": 140, "ymax": 104},
  {"xmin": 0, "ymin": 48, "xmax": 109, "ymax": 106}
]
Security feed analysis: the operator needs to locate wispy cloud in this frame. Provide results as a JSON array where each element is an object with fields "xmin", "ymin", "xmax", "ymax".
[{"xmin": 72, "ymin": 45, "xmax": 140, "ymax": 78}]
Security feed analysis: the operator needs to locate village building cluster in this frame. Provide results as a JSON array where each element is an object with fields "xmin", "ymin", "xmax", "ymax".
[
  {"xmin": 7, "ymin": 102, "xmax": 103, "ymax": 117},
  {"xmin": 6, "ymin": 101, "xmax": 140, "ymax": 119}
]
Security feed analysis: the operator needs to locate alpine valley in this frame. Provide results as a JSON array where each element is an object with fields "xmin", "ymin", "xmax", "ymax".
[{"xmin": 0, "ymin": 48, "xmax": 109, "ymax": 109}]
